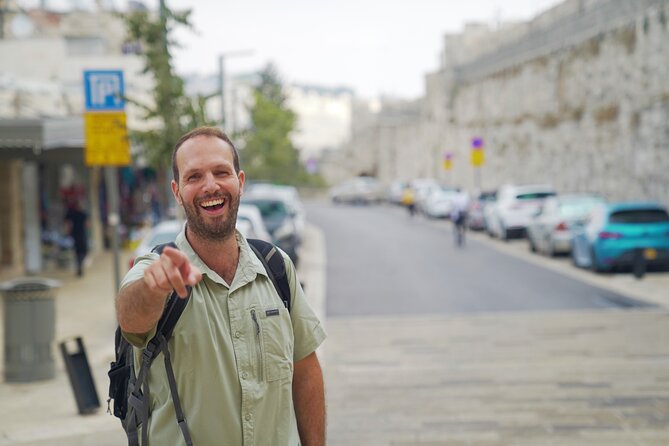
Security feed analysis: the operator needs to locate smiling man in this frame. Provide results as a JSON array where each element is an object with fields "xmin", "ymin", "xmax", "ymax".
[{"xmin": 116, "ymin": 126, "xmax": 327, "ymax": 446}]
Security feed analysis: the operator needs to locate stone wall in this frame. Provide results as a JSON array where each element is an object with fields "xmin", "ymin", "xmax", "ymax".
[{"xmin": 351, "ymin": 0, "xmax": 669, "ymax": 206}]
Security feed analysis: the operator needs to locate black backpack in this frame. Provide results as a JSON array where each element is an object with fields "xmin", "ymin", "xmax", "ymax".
[{"xmin": 107, "ymin": 239, "xmax": 292, "ymax": 446}]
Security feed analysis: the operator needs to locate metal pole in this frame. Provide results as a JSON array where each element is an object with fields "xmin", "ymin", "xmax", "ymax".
[
  {"xmin": 219, "ymin": 54, "xmax": 225, "ymax": 128},
  {"xmin": 105, "ymin": 167, "xmax": 121, "ymax": 294}
]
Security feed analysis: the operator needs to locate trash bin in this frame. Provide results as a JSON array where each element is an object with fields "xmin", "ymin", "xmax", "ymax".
[{"xmin": 1, "ymin": 278, "xmax": 60, "ymax": 382}]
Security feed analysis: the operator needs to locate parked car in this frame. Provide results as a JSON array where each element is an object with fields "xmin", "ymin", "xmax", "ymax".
[
  {"xmin": 423, "ymin": 187, "xmax": 459, "ymax": 219},
  {"xmin": 571, "ymin": 202, "xmax": 669, "ymax": 272},
  {"xmin": 526, "ymin": 193, "xmax": 606, "ymax": 256},
  {"xmin": 467, "ymin": 190, "xmax": 497, "ymax": 230},
  {"xmin": 330, "ymin": 176, "xmax": 385, "ymax": 205},
  {"xmin": 237, "ymin": 204, "xmax": 273, "ymax": 242},
  {"xmin": 388, "ymin": 180, "xmax": 408, "ymax": 205},
  {"xmin": 410, "ymin": 178, "xmax": 441, "ymax": 214},
  {"xmin": 245, "ymin": 183, "xmax": 306, "ymax": 241},
  {"xmin": 242, "ymin": 196, "xmax": 300, "ymax": 265},
  {"xmin": 486, "ymin": 184, "xmax": 557, "ymax": 240},
  {"xmin": 129, "ymin": 219, "xmax": 184, "ymax": 268}
]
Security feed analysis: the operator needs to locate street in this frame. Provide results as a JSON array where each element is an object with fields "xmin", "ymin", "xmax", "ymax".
[
  {"xmin": 307, "ymin": 200, "xmax": 669, "ymax": 446},
  {"xmin": 306, "ymin": 201, "xmax": 651, "ymax": 317}
]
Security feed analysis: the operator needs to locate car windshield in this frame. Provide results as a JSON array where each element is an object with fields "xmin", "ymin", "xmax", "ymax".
[
  {"xmin": 245, "ymin": 200, "xmax": 287, "ymax": 219},
  {"xmin": 560, "ymin": 198, "xmax": 604, "ymax": 219},
  {"xmin": 148, "ymin": 231, "xmax": 179, "ymax": 246},
  {"xmin": 516, "ymin": 192, "xmax": 556, "ymax": 200},
  {"xmin": 609, "ymin": 209, "xmax": 669, "ymax": 224}
]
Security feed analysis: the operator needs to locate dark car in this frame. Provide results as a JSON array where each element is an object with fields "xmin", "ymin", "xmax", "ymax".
[
  {"xmin": 242, "ymin": 197, "xmax": 300, "ymax": 265},
  {"xmin": 467, "ymin": 191, "xmax": 496, "ymax": 231}
]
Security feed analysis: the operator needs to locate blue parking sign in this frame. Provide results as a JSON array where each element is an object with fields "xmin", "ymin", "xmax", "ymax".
[{"xmin": 84, "ymin": 70, "xmax": 125, "ymax": 111}]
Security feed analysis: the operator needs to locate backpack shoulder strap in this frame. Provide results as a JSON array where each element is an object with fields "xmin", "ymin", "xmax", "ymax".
[{"xmin": 248, "ymin": 238, "xmax": 292, "ymax": 311}]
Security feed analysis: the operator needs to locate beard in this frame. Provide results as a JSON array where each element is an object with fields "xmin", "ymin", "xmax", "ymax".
[{"xmin": 181, "ymin": 190, "xmax": 241, "ymax": 242}]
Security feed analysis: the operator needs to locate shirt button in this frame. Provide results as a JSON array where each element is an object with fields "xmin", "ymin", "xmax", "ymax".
[
  {"xmin": 245, "ymin": 414, "xmax": 252, "ymax": 421},
  {"xmin": 234, "ymin": 331, "xmax": 241, "ymax": 339},
  {"xmin": 242, "ymin": 372, "xmax": 248, "ymax": 380}
]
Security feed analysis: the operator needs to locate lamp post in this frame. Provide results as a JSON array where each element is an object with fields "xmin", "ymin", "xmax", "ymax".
[{"xmin": 218, "ymin": 50, "xmax": 254, "ymax": 130}]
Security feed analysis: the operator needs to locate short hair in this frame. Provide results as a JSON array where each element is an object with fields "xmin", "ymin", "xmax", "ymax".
[{"xmin": 172, "ymin": 126, "xmax": 240, "ymax": 182}]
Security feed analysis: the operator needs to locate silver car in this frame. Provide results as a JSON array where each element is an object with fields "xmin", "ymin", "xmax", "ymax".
[{"xmin": 526, "ymin": 194, "xmax": 606, "ymax": 256}]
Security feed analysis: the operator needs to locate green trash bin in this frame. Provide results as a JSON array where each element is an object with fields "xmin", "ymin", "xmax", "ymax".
[{"xmin": 1, "ymin": 278, "xmax": 60, "ymax": 382}]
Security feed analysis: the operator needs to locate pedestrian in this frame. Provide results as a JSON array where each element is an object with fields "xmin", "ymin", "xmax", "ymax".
[
  {"xmin": 401, "ymin": 184, "xmax": 416, "ymax": 217},
  {"xmin": 116, "ymin": 126, "xmax": 327, "ymax": 446},
  {"xmin": 450, "ymin": 188, "xmax": 470, "ymax": 247},
  {"xmin": 64, "ymin": 198, "xmax": 89, "ymax": 276}
]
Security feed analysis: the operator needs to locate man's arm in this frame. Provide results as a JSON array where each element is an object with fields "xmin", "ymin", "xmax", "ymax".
[
  {"xmin": 293, "ymin": 352, "xmax": 326, "ymax": 446},
  {"xmin": 116, "ymin": 246, "xmax": 201, "ymax": 334}
]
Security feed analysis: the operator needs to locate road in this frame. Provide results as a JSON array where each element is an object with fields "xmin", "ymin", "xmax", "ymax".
[{"xmin": 305, "ymin": 201, "xmax": 651, "ymax": 317}]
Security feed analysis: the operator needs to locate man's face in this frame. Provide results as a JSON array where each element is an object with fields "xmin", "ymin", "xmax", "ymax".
[{"xmin": 171, "ymin": 135, "xmax": 245, "ymax": 242}]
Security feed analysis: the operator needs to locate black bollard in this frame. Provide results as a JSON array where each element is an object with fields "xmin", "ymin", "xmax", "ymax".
[{"xmin": 60, "ymin": 337, "xmax": 100, "ymax": 415}]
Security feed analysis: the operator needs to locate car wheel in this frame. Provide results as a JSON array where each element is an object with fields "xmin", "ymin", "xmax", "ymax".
[
  {"xmin": 546, "ymin": 241, "xmax": 555, "ymax": 257},
  {"xmin": 589, "ymin": 247, "xmax": 607, "ymax": 273},
  {"xmin": 501, "ymin": 226, "xmax": 509, "ymax": 242}
]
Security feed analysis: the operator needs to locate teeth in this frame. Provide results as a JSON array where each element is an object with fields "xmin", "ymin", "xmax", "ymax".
[{"xmin": 201, "ymin": 198, "xmax": 224, "ymax": 207}]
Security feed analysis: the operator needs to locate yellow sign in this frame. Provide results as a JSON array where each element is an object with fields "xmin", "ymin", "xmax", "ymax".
[
  {"xmin": 443, "ymin": 159, "xmax": 453, "ymax": 170},
  {"xmin": 84, "ymin": 112, "xmax": 130, "ymax": 166},
  {"xmin": 471, "ymin": 148, "xmax": 485, "ymax": 167}
]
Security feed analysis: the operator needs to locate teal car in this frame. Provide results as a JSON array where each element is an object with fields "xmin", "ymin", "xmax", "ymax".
[{"xmin": 571, "ymin": 202, "xmax": 669, "ymax": 272}]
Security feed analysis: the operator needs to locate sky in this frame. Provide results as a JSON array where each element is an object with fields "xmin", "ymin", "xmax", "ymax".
[{"xmin": 23, "ymin": 0, "xmax": 563, "ymax": 99}]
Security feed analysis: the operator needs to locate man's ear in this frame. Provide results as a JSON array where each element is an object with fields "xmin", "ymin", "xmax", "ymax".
[
  {"xmin": 171, "ymin": 179, "xmax": 182, "ymax": 205},
  {"xmin": 238, "ymin": 170, "xmax": 245, "ymax": 194}
]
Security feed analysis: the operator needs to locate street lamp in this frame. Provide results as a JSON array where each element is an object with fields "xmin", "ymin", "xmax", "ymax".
[{"xmin": 219, "ymin": 50, "xmax": 254, "ymax": 130}]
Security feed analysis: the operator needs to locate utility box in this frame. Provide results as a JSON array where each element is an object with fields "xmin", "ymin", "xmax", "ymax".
[{"xmin": 1, "ymin": 278, "xmax": 60, "ymax": 382}]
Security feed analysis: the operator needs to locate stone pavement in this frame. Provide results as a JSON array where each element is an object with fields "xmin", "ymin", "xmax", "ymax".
[{"xmin": 0, "ymin": 222, "xmax": 668, "ymax": 445}]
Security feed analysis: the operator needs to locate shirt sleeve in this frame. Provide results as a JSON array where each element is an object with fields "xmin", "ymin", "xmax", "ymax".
[
  {"xmin": 119, "ymin": 252, "xmax": 159, "ymax": 348},
  {"xmin": 281, "ymin": 250, "xmax": 327, "ymax": 361}
]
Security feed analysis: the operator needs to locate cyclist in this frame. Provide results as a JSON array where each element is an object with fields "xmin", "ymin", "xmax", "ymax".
[{"xmin": 450, "ymin": 188, "xmax": 470, "ymax": 247}]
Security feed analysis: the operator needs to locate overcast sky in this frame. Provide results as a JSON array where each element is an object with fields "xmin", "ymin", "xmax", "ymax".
[
  {"xmin": 24, "ymin": 0, "xmax": 563, "ymax": 98},
  {"xmin": 167, "ymin": 0, "xmax": 563, "ymax": 99}
]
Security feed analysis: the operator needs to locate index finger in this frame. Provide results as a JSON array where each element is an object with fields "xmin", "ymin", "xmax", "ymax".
[{"xmin": 160, "ymin": 246, "xmax": 202, "ymax": 289}]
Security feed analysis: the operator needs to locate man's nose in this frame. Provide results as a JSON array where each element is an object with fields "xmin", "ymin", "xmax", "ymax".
[{"xmin": 202, "ymin": 172, "xmax": 219, "ymax": 192}]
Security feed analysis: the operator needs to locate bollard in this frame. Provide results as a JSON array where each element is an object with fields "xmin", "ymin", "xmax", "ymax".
[
  {"xmin": 1, "ymin": 278, "xmax": 60, "ymax": 382},
  {"xmin": 60, "ymin": 336, "xmax": 100, "ymax": 415}
]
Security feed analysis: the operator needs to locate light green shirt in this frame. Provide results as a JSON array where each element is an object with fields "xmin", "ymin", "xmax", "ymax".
[{"xmin": 120, "ymin": 229, "xmax": 326, "ymax": 446}]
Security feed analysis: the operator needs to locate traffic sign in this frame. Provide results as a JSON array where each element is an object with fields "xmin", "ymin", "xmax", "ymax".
[
  {"xmin": 84, "ymin": 112, "xmax": 130, "ymax": 166},
  {"xmin": 83, "ymin": 70, "xmax": 125, "ymax": 111},
  {"xmin": 471, "ymin": 137, "xmax": 485, "ymax": 167},
  {"xmin": 443, "ymin": 152, "xmax": 453, "ymax": 171}
]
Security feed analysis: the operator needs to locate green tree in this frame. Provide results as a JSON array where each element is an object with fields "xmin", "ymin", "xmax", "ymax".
[
  {"xmin": 121, "ymin": 2, "xmax": 214, "ymax": 168},
  {"xmin": 242, "ymin": 64, "xmax": 324, "ymax": 186}
]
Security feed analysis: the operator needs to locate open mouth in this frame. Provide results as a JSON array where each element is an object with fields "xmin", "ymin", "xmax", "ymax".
[{"xmin": 199, "ymin": 197, "xmax": 226, "ymax": 213}]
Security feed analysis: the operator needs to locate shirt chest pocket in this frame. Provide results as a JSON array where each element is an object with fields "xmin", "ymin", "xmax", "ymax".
[{"xmin": 250, "ymin": 306, "xmax": 294, "ymax": 382}]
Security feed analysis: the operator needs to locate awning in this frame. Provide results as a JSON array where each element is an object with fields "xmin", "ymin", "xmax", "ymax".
[{"xmin": 0, "ymin": 117, "xmax": 85, "ymax": 164}]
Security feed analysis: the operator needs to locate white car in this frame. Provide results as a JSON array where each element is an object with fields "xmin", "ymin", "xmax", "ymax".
[
  {"xmin": 237, "ymin": 204, "xmax": 272, "ymax": 242},
  {"xmin": 423, "ymin": 187, "xmax": 459, "ymax": 219},
  {"xmin": 129, "ymin": 219, "xmax": 184, "ymax": 268},
  {"xmin": 487, "ymin": 184, "xmax": 556, "ymax": 240}
]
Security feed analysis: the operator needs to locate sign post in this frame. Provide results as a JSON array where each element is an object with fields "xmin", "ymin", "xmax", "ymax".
[
  {"xmin": 83, "ymin": 70, "xmax": 130, "ymax": 293},
  {"xmin": 471, "ymin": 137, "xmax": 485, "ymax": 191}
]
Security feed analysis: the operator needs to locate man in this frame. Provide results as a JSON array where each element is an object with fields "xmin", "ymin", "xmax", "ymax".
[
  {"xmin": 116, "ymin": 126, "xmax": 327, "ymax": 445},
  {"xmin": 64, "ymin": 198, "xmax": 88, "ymax": 277},
  {"xmin": 450, "ymin": 188, "xmax": 470, "ymax": 247}
]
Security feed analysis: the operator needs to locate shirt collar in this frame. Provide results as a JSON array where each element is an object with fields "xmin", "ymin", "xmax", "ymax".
[{"xmin": 175, "ymin": 226, "xmax": 268, "ymax": 289}]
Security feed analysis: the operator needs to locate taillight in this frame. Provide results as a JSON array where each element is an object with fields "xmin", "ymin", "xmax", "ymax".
[
  {"xmin": 555, "ymin": 221, "xmax": 569, "ymax": 231},
  {"xmin": 598, "ymin": 231, "xmax": 623, "ymax": 240}
]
